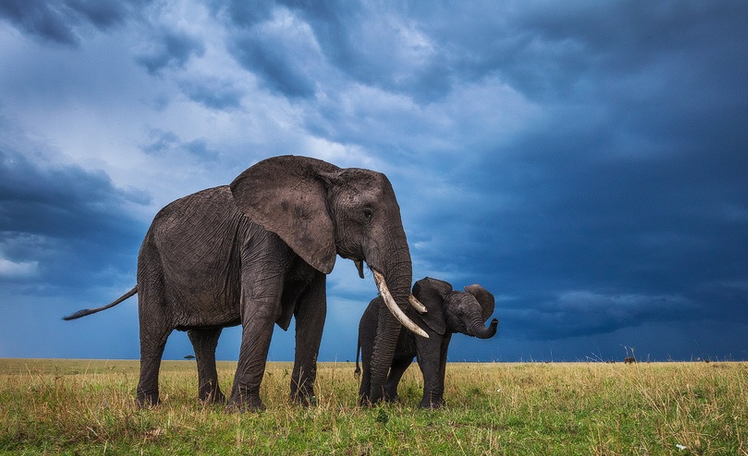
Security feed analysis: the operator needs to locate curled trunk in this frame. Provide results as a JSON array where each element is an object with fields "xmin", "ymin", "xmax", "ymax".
[{"xmin": 470, "ymin": 316, "xmax": 499, "ymax": 339}]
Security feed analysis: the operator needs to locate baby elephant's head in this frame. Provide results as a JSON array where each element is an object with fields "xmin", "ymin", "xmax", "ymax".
[{"xmin": 412, "ymin": 277, "xmax": 499, "ymax": 338}]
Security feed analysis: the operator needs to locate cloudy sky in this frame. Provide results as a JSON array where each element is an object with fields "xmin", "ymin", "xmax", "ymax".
[{"xmin": 1, "ymin": 0, "xmax": 746, "ymax": 363}]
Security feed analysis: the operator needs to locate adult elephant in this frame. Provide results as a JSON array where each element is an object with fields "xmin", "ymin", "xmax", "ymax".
[
  {"xmin": 356, "ymin": 277, "xmax": 498, "ymax": 408},
  {"xmin": 64, "ymin": 155, "xmax": 426, "ymax": 411}
]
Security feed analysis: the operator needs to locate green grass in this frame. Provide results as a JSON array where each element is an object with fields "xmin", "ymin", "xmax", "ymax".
[{"xmin": 1, "ymin": 359, "xmax": 747, "ymax": 455}]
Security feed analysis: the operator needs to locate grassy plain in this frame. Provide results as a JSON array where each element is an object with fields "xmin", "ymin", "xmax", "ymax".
[{"xmin": 1, "ymin": 359, "xmax": 746, "ymax": 455}]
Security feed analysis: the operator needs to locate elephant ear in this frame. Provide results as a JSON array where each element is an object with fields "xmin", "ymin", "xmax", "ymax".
[
  {"xmin": 465, "ymin": 284, "xmax": 495, "ymax": 321},
  {"xmin": 412, "ymin": 277, "xmax": 453, "ymax": 335},
  {"xmin": 229, "ymin": 155, "xmax": 340, "ymax": 274}
]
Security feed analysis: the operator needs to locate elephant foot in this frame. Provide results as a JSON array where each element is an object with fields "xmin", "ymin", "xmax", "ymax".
[
  {"xmin": 419, "ymin": 397, "xmax": 445, "ymax": 409},
  {"xmin": 227, "ymin": 388, "xmax": 265, "ymax": 412},
  {"xmin": 199, "ymin": 389, "xmax": 226, "ymax": 404},
  {"xmin": 291, "ymin": 387, "xmax": 318, "ymax": 407},
  {"xmin": 198, "ymin": 382, "xmax": 226, "ymax": 404},
  {"xmin": 291, "ymin": 383, "xmax": 318, "ymax": 407},
  {"xmin": 358, "ymin": 394, "xmax": 385, "ymax": 407},
  {"xmin": 136, "ymin": 389, "xmax": 161, "ymax": 408},
  {"xmin": 292, "ymin": 393, "xmax": 318, "ymax": 407},
  {"xmin": 383, "ymin": 389, "xmax": 399, "ymax": 403},
  {"xmin": 418, "ymin": 394, "xmax": 444, "ymax": 410}
]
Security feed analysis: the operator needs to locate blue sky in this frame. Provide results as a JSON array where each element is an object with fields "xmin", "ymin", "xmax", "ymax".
[{"xmin": 1, "ymin": 0, "xmax": 747, "ymax": 363}]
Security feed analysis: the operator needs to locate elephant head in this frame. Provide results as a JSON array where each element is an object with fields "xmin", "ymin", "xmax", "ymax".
[
  {"xmin": 414, "ymin": 277, "xmax": 499, "ymax": 339},
  {"xmin": 230, "ymin": 155, "xmax": 423, "ymax": 401}
]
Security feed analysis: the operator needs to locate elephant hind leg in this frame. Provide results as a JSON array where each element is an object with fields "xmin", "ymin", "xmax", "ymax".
[
  {"xmin": 188, "ymin": 327, "xmax": 225, "ymax": 403},
  {"xmin": 136, "ymin": 237, "xmax": 173, "ymax": 407},
  {"xmin": 384, "ymin": 357, "xmax": 412, "ymax": 402},
  {"xmin": 137, "ymin": 325, "xmax": 172, "ymax": 407},
  {"xmin": 357, "ymin": 338, "xmax": 374, "ymax": 406}
]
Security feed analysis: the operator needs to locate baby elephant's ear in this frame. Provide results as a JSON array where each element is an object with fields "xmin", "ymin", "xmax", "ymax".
[
  {"xmin": 465, "ymin": 284, "xmax": 495, "ymax": 321},
  {"xmin": 412, "ymin": 277, "xmax": 452, "ymax": 335}
]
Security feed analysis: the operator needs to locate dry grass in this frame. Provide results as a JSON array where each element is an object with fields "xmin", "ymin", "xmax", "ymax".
[{"xmin": 1, "ymin": 359, "xmax": 746, "ymax": 455}]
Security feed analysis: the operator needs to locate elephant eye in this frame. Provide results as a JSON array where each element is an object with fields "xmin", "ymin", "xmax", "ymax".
[{"xmin": 362, "ymin": 208, "xmax": 374, "ymax": 222}]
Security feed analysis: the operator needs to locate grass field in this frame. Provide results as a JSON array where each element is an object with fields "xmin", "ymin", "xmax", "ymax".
[{"xmin": 1, "ymin": 359, "xmax": 747, "ymax": 455}]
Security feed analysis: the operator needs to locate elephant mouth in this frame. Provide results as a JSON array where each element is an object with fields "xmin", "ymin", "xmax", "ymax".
[{"xmin": 371, "ymin": 269, "xmax": 429, "ymax": 339}]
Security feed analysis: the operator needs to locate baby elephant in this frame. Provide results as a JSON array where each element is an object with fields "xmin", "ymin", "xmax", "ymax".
[{"xmin": 356, "ymin": 277, "xmax": 499, "ymax": 408}]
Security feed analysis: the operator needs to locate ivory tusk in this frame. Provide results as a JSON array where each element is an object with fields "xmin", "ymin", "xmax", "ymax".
[
  {"xmin": 372, "ymin": 270, "xmax": 429, "ymax": 339},
  {"xmin": 408, "ymin": 294, "xmax": 428, "ymax": 314}
]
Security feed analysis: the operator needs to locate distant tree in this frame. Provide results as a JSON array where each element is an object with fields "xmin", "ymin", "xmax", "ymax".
[
  {"xmin": 624, "ymin": 356, "xmax": 636, "ymax": 364},
  {"xmin": 184, "ymin": 355, "xmax": 196, "ymax": 360}
]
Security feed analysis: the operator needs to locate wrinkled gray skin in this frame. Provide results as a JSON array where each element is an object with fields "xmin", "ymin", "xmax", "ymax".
[
  {"xmin": 357, "ymin": 277, "xmax": 499, "ymax": 408},
  {"xmin": 64, "ymin": 155, "xmax": 414, "ymax": 411}
]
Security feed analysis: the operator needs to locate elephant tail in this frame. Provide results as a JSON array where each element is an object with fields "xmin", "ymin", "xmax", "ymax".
[
  {"xmin": 354, "ymin": 340, "xmax": 361, "ymax": 379},
  {"xmin": 62, "ymin": 286, "xmax": 137, "ymax": 320}
]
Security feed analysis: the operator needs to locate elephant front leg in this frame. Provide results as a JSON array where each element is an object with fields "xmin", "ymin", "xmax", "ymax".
[
  {"xmin": 416, "ymin": 335, "xmax": 450, "ymax": 409},
  {"xmin": 229, "ymin": 301, "xmax": 278, "ymax": 412},
  {"xmin": 188, "ymin": 327, "xmax": 225, "ymax": 403},
  {"xmin": 290, "ymin": 273, "xmax": 326, "ymax": 406}
]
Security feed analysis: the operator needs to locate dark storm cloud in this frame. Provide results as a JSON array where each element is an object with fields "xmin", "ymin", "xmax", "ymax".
[
  {"xmin": 406, "ymin": 1, "xmax": 748, "ymax": 104},
  {"xmin": 511, "ymin": 1, "xmax": 748, "ymax": 101},
  {"xmin": 141, "ymin": 129, "xmax": 180, "ymax": 155},
  {"xmin": 181, "ymin": 77, "xmax": 244, "ymax": 110},
  {"xmin": 416, "ymin": 119, "xmax": 748, "ymax": 344},
  {"xmin": 0, "ymin": 148, "xmax": 147, "ymax": 293},
  {"xmin": 0, "ymin": 0, "xmax": 150, "ymax": 46},
  {"xmin": 419, "ymin": 106, "xmax": 748, "ymax": 344},
  {"xmin": 280, "ymin": 0, "xmax": 454, "ymax": 103},
  {"xmin": 385, "ymin": 0, "xmax": 748, "ymax": 349},
  {"xmin": 228, "ymin": 28, "xmax": 317, "ymax": 98},
  {"xmin": 135, "ymin": 26, "xmax": 205, "ymax": 75},
  {"xmin": 209, "ymin": 0, "xmax": 321, "ymax": 98},
  {"xmin": 210, "ymin": 0, "xmax": 454, "ymax": 102},
  {"xmin": 141, "ymin": 129, "xmax": 220, "ymax": 161},
  {"xmin": 215, "ymin": 0, "xmax": 276, "ymax": 27}
]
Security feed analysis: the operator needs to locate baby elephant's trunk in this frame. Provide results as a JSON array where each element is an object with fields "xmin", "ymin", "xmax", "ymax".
[{"xmin": 471, "ymin": 317, "xmax": 499, "ymax": 339}]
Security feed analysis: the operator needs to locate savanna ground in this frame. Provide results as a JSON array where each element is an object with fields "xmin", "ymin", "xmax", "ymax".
[{"xmin": 1, "ymin": 359, "xmax": 746, "ymax": 455}]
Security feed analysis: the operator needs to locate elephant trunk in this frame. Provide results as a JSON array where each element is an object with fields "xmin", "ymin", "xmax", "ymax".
[
  {"xmin": 469, "ymin": 315, "xmax": 499, "ymax": 339},
  {"xmin": 365, "ymin": 230, "xmax": 414, "ymax": 404}
]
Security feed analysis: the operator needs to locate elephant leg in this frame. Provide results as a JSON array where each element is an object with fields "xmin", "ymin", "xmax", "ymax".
[
  {"xmin": 416, "ymin": 334, "xmax": 450, "ymax": 409},
  {"xmin": 357, "ymin": 314, "xmax": 377, "ymax": 406},
  {"xmin": 136, "ymin": 321, "xmax": 172, "ymax": 407},
  {"xmin": 228, "ymin": 299, "xmax": 277, "ymax": 412},
  {"xmin": 357, "ymin": 339, "xmax": 373, "ymax": 405},
  {"xmin": 135, "ymin": 273, "xmax": 172, "ymax": 407},
  {"xmin": 290, "ymin": 273, "xmax": 326, "ymax": 406},
  {"xmin": 188, "ymin": 327, "xmax": 225, "ymax": 403},
  {"xmin": 416, "ymin": 355, "xmax": 443, "ymax": 409},
  {"xmin": 384, "ymin": 356, "xmax": 412, "ymax": 402}
]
